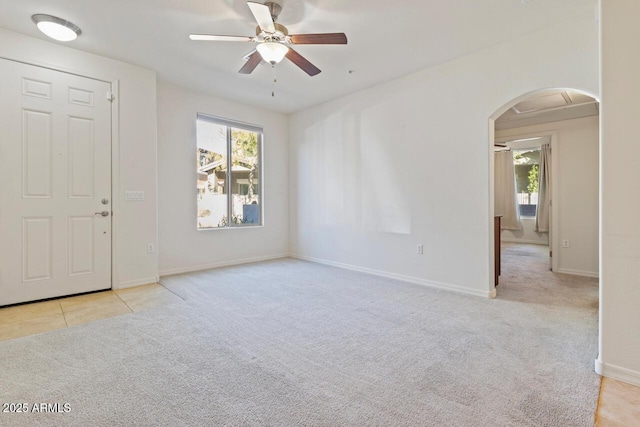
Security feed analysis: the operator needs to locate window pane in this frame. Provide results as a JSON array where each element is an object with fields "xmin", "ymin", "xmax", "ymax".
[
  {"xmin": 197, "ymin": 120, "xmax": 228, "ymax": 229},
  {"xmin": 230, "ymin": 128, "xmax": 260, "ymax": 225},
  {"xmin": 513, "ymin": 148, "xmax": 540, "ymax": 217}
]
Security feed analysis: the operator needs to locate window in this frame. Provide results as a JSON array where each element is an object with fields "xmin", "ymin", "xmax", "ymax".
[
  {"xmin": 513, "ymin": 147, "xmax": 540, "ymax": 217},
  {"xmin": 196, "ymin": 114, "xmax": 262, "ymax": 229}
]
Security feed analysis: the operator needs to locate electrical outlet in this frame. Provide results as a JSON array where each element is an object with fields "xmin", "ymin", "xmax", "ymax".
[
  {"xmin": 416, "ymin": 244, "xmax": 424, "ymax": 255},
  {"xmin": 562, "ymin": 240, "xmax": 570, "ymax": 248},
  {"xmin": 147, "ymin": 243, "xmax": 155, "ymax": 253}
]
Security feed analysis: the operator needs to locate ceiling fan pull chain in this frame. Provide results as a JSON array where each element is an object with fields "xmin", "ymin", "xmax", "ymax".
[{"xmin": 272, "ymin": 64, "xmax": 277, "ymax": 97}]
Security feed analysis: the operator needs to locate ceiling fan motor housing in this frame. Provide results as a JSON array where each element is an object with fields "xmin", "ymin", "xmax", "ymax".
[
  {"xmin": 256, "ymin": 22, "xmax": 288, "ymax": 40},
  {"xmin": 264, "ymin": 2, "xmax": 282, "ymax": 22}
]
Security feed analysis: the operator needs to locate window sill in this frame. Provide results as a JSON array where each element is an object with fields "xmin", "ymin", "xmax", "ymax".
[{"xmin": 197, "ymin": 225, "xmax": 263, "ymax": 231}]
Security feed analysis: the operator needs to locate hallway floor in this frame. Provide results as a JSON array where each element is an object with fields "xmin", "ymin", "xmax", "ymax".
[{"xmin": 499, "ymin": 242, "xmax": 640, "ymax": 426}]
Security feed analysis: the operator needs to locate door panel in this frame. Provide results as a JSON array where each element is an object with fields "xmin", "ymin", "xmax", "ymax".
[
  {"xmin": 22, "ymin": 109, "xmax": 53, "ymax": 198},
  {"xmin": 22, "ymin": 217, "xmax": 53, "ymax": 282},
  {"xmin": 68, "ymin": 116, "xmax": 95, "ymax": 198},
  {"xmin": 68, "ymin": 216, "xmax": 95, "ymax": 276},
  {"xmin": 22, "ymin": 77, "xmax": 52, "ymax": 99},
  {"xmin": 0, "ymin": 59, "xmax": 112, "ymax": 306}
]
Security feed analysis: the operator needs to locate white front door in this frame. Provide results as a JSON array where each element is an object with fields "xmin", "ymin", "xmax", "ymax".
[{"xmin": 0, "ymin": 59, "xmax": 112, "ymax": 306}]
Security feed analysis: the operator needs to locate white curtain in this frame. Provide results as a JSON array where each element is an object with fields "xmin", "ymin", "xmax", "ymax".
[
  {"xmin": 495, "ymin": 151, "xmax": 522, "ymax": 230},
  {"xmin": 535, "ymin": 143, "xmax": 551, "ymax": 232}
]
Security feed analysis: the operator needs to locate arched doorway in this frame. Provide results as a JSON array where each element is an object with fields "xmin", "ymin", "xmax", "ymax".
[{"xmin": 489, "ymin": 88, "xmax": 600, "ymax": 295}]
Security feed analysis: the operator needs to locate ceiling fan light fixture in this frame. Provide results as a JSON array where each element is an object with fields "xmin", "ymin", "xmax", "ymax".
[
  {"xmin": 256, "ymin": 42, "xmax": 289, "ymax": 65},
  {"xmin": 32, "ymin": 14, "xmax": 81, "ymax": 41}
]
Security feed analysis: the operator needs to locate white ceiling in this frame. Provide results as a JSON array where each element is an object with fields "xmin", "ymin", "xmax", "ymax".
[
  {"xmin": 495, "ymin": 90, "xmax": 598, "ymax": 130},
  {"xmin": 0, "ymin": 0, "xmax": 597, "ymax": 113}
]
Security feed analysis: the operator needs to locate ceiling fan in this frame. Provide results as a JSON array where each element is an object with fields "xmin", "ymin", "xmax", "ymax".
[{"xmin": 190, "ymin": 1, "xmax": 347, "ymax": 77}]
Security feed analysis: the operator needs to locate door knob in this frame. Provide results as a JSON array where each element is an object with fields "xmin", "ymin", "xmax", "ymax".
[{"xmin": 95, "ymin": 211, "xmax": 110, "ymax": 217}]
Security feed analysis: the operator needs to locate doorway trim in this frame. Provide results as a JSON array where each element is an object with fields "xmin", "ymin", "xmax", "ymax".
[{"xmin": 109, "ymin": 80, "xmax": 120, "ymax": 290}]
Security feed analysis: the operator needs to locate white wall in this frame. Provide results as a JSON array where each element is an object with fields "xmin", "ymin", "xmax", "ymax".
[
  {"xmin": 496, "ymin": 116, "xmax": 600, "ymax": 277},
  {"xmin": 0, "ymin": 28, "xmax": 158, "ymax": 288},
  {"xmin": 289, "ymin": 15, "xmax": 599, "ymax": 298},
  {"xmin": 157, "ymin": 82, "xmax": 289, "ymax": 275},
  {"xmin": 598, "ymin": 0, "xmax": 640, "ymax": 387},
  {"xmin": 500, "ymin": 219, "xmax": 549, "ymax": 246}
]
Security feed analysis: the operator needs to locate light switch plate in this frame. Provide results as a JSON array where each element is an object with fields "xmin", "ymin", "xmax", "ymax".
[{"xmin": 125, "ymin": 191, "xmax": 145, "ymax": 201}]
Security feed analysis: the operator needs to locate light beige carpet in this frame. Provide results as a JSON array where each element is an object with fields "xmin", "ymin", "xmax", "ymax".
[{"xmin": 0, "ymin": 245, "xmax": 599, "ymax": 426}]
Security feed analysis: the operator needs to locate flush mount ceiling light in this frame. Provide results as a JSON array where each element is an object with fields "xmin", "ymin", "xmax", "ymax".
[{"xmin": 31, "ymin": 14, "xmax": 81, "ymax": 42}]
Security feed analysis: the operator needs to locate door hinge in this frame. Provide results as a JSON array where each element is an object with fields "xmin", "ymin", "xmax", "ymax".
[
  {"xmin": 107, "ymin": 92, "xmax": 115, "ymax": 102},
  {"xmin": 550, "ymin": 251, "xmax": 552, "ymax": 257}
]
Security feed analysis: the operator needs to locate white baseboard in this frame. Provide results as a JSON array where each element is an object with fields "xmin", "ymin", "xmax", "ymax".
[
  {"xmin": 500, "ymin": 238, "xmax": 548, "ymax": 245},
  {"xmin": 159, "ymin": 254, "xmax": 289, "ymax": 277},
  {"xmin": 291, "ymin": 254, "xmax": 495, "ymax": 298},
  {"xmin": 595, "ymin": 358, "xmax": 640, "ymax": 387},
  {"xmin": 115, "ymin": 276, "xmax": 159, "ymax": 290},
  {"xmin": 556, "ymin": 268, "xmax": 599, "ymax": 278}
]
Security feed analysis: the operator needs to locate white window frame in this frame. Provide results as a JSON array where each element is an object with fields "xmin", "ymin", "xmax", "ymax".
[
  {"xmin": 196, "ymin": 113, "xmax": 263, "ymax": 229},
  {"xmin": 500, "ymin": 136, "xmax": 548, "ymax": 219}
]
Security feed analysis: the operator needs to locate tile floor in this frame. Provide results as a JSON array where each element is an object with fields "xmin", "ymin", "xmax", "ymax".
[
  {"xmin": 0, "ymin": 283, "xmax": 639, "ymax": 425},
  {"xmin": 0, "ymin": 283, "xmax": 183, "ymax": 341},
  {"xmin": 595, "ymin": 377, "xmax": 640, "ymax": 426}
]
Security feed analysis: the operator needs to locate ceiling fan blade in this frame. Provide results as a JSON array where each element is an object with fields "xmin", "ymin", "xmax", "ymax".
[
  {"xmin": 289, "ymin": 33, "xmax": 348, "ymax": 45},
  {"xmin": 190, "ymin": 34, "xmax": 254, "ymax": 42},
  {"xmin": 242, "ymin": 49, "xmax": 257, "ymax": 60},
  {"xmin": 286, "ymin": 48, "xmax": 321, "ymax": 76},
  {"xmin": 239, "ymin": 50, "xmax": 263, "ymax": 74},
  {"xmin": 247, "ymin": 2, "xmax": 275, "ymax": 33}
]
